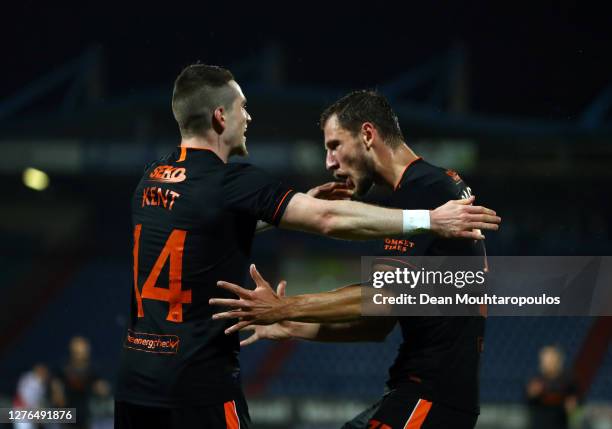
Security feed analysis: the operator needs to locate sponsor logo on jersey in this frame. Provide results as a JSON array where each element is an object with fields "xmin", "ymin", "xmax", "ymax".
[
  {"xmin": 149, "ymin": 166, "xmax": 187, "ymax": 183},
  {"xmin": 384, "ymin": 238, "xmax": 415, "ymax": 253},
  {"xmin": 124, "ymin": 330, "xmax": 180, "ymax": 354}
]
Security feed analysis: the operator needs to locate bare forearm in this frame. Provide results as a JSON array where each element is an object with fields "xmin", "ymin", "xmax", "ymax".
[
  {"xmin": 280, "ymin": 194, "xmax": 418, "ymax": 240},
  {"xmin": 277, "ymin": 285, "xmax": 363, "ymax": 323},
  {"xmin": 280, "ymin": 193, "xmax": 501, "ymax": 241},
  {"xmin": 286, "ymin": 319, "xmax": 391, "ymax": 342},
  {"xmin": 319, "ymin": 199, "xmax": 406, "ymax": 240}
]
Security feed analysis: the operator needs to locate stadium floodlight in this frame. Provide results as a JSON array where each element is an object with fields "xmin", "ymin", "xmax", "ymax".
[{"xmin": 22, "ymin": 167, "xmax": 49, "ymax": 191}]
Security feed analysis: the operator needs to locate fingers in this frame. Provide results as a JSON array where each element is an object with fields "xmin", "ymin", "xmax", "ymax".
[
  {"xmin": 309, "ymin": 182, "xmax": 353, "ymax": 199},
  {"xmin": 277, "ymin": 280, "xmax": 287, "ymax": 297},
  {"xmin": 239, "ymin": 326, "xmax": 259, "ymax": 347},
  {"xmin": 211, "ymin": 309, "xmax": 249, "ymax": 320},
  {"xmin": 329, "ymin": 189, "xmax": 354, "ymax": 200},
  {"xmin": 240, "ymin": 332, "xmax": 260, "ymax": 347},
  {"xmin": 466, "ymin": 213, "xmax": 501, "ymax": 225},
  {"xmin": 315, "ymin": 182, "xmax": 335, "ymax": 192},
  {"xmin": 216, "ymin": 281, "xmax": 251, "ymax": 298},
  {"xmin": 310, "ymin": 182, "xmax": 346, "ymax": 193},
  {"xmin": 455, "ymin": 230, "xmax": 485, "ymax": 240},
  {"xmin": 323, "ymin": 181, "xmax": 350, "ymax": 190},
  {"xmin": 462, "ymin": 207, "xmax": 501, "ymax": 232},
  {"xmin": 465, "ymin": 205, "xmax": 497, "ymax": 216},
  {"xmin": 208, "ymin": 298, "xmax": 247, "ymax": 308},
  {"xmin": 455, "ymin": 195, "xmax": 476, "ymax": 205},
  {"xmin": 249, "ymin": 264, "xmax": 269, "ymax": 287},
  {"xmin": 469, "ymin": 222, "xmax": 499, "ymax": 231},
  {"xmin": 225, "ymin": 319, "xmax": 252, "ymax": 335}
]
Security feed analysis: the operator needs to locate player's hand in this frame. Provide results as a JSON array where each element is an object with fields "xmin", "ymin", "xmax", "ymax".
[
  {"xmin": 307, "ymin": 181, "xmax": 354, "ymax": 200},
  {"xmin": 238, "ymin": 279, "xmax": 292, "ymax": 346},
  {"xmin": 239, "ymin": 322, "xmax": 294, "ymax": 346},
  {"xmin": 210, "ymin": 264, "xmax": 288, "ymax": 334},
  {"xmin": 430, "ymin": 196, "xmax": 500, "ymax": 240}
]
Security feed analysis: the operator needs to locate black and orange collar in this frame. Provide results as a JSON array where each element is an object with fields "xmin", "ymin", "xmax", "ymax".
[{"xmin": 393, "ymin": 157, "xmax": 423, "ymax": 191}]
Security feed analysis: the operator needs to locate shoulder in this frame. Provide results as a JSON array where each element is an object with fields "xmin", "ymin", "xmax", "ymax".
[
  {"xmin": 434, "ymin": 168, "xmax": 472, "ymax": 200},
  {"xmin": 223, "ymin": 162, "xmax": 270, "ymax": 181},
  {"xmin": 224, "ymin": 162, "xmax": 257, "ymax": 173},
  {"xmin": 143, "ymin": 151, "xmax": 176, "ymax": 173},
  {"xmin": 415, "ymin": 161, "xmax": 471, "ymax": 198},
  {"xmin": 221, "ymin": 163, "xmax": 284, "ymax": 197}
]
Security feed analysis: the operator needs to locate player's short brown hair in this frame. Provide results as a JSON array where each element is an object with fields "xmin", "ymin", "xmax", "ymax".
[
  {"xmin": 172, "ymin": 64, "xmax": 235, "ymax": 137},
  {"xmin": 320, "ymin": 90, "xmax": 405, "ymax": 148}
]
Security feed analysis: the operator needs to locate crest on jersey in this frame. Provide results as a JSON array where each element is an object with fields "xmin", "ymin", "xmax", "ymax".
[{"xmin": 445, "ymin": 169, "xmax": 462, "ymax": 183}]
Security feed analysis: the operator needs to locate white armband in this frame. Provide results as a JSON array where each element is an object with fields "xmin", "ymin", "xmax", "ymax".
[{"xmin": 402, "ymin": 210, "xmax": 430, "ymax": 233}]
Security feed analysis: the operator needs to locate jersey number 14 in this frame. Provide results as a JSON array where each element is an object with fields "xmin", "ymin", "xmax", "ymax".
[{"xmin": 132, "ymin": 224, "xmax": 192, "ymax": 323}]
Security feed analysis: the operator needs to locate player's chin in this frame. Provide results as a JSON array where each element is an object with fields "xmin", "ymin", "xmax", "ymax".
[
  {"xmin": 353, "ymin": 178, "xmax": 373, "ymax": 198},
  {"xmin": 231, "ymin": 143, "xmax": 249, "ymax": 157}
]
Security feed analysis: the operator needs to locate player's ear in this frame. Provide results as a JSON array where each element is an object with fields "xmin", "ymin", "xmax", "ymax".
[
  {"xmin": 361, "ymin": 122, "xmax": 375, "ymax": 150},
  {"xmin": 212, "ymin": 107, "xmax": 225, "ymax": 134}
]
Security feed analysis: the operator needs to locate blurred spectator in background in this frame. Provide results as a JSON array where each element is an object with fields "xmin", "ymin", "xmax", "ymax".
[
  {"xmin": 526, "ymin": 345, "xmax": 578, "ymax": 429},
  {"xmin": 14, "ymin": 363, "xmax": 49, "ymax": 408},
  {"xmin": 89, "ymin": 380, "xmax": 113, "ymax": 429},
  {"xmin": 13, "ymin": 363, "xmax": 49, "ymax": 429},
  {"xmin": 51, "ymin": 336, "xmax": 107, "ymax": 429}
]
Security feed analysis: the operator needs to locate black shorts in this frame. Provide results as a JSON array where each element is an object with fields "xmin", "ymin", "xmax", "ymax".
[
  {"xmin": 341, "ymin": 388, "xmax": 477, "ymax": 429},
  {"xmin": 114, "ymin": 396, "xmax": 251, "ymax": 429}
]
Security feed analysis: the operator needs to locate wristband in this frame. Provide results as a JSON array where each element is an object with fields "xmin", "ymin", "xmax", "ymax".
[{"xmin": 402, "ymin": 210, "xmax": 430, "ymax": 233}]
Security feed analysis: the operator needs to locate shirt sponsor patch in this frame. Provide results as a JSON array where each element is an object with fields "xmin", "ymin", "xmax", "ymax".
[
  {"xmin": 124, "ymin": 330, "xmax": 180, "ymax": 354},
  {"xmin": 148, "ymin": 166, "xmax": 187, "ymax": 183}
]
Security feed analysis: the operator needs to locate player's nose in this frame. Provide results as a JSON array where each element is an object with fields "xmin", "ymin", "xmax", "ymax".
[{"xmin": 326, "ymin": 151, "xmax": 338, "ymax": 171}]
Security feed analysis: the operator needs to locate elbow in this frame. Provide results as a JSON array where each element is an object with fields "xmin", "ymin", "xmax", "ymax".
[
  {"xmin": 316, "ymin": 202, "xmax": 341, "ymax": 236},
  {"xmin": 290, "ymin": 195, "xmax": 354, "ymax": 238},
  {"xmin": 319, "ymin": 213, "xmax": 339, "ymax": 236}
]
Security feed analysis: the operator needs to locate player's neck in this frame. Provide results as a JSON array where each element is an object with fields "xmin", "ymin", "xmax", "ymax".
[
  {"xmin": 180, "ymin": 135, "xmax": 230, "ymax": 163},
  {"xmin": 376, "ymin": 143, "xmax": 420, "ymax": 190}
]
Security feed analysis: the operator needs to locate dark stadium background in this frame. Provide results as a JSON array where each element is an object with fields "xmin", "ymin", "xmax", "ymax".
[{"xmin": 1, "ymin": 3, "xmax": 611, "ymax": 428}]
